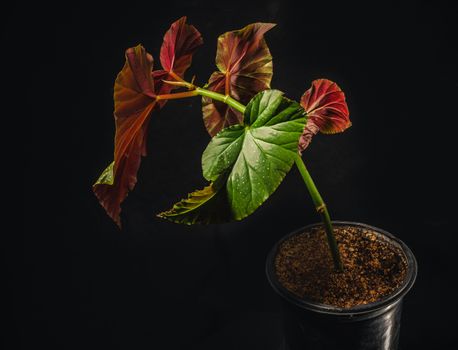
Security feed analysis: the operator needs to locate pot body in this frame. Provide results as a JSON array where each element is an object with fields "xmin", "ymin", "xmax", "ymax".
[{"xmin": 266, "ymin": 222, "xmax": 417, "ymax": 350}]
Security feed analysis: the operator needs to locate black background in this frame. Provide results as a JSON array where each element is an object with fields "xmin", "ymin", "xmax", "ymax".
[{"xmin": 11, "ymin": 0, "xmax": 457, "ymax": 348}]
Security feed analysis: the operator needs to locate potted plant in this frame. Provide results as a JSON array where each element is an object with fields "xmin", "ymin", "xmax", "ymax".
[{"xmin": 93, "ymin": 17, "xmax": 417, "ymax": 350}]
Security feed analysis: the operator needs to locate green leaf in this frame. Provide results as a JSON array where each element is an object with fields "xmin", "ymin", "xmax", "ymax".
[
  {"xmin": 157, "ymin": 177, "xmax": 231, "ymax": 224},
  {"xmin": 158, "ymin": 90, "xmax": 306, "ymax": 224},
  {"xmin": 202, "ymin": 89, "xmax": 306, "ymax": 220},
  {"xmin": 160, "ymin": 89, "xmax": 306, "ymax": 224},
  {"xmin": 202, "ymin": 124, "xmax": 246, "ymax": 181},
  {"xmin": 94, "ymin": 161, "xmax": 115, "ymax": 185}
]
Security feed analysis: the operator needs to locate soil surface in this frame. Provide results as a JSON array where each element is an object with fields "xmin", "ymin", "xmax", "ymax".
[{"xmin": 275, "ymin": 225, "xmax": 407, "ymax": 309}]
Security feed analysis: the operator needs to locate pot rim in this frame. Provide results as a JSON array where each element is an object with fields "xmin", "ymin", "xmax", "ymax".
[{"xmin": 265, "ymin": 221, "xmax": 418, "ymax": 316}]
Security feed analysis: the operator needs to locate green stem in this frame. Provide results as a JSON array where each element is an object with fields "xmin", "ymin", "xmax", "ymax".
[
  {"xmin": 294, "ymin": 155, "xmax": 343, "ymax": 271},
  {"xmin": 159, "ymin": 79, "xmax": 246, "ymax": 114},
  {"xmin": 195, "ymin": 87, "xmax": 246, "ymax": 113},
  {"xmin": 160, "ymin": 76, "xmax": 246, "ymax": 114}
]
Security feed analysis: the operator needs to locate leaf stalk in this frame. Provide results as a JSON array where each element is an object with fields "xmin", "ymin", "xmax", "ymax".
[
  {"xmin": 156, "ymin": 90, "xmax": 198, "ymax": 100},
  {"xmin": 159, "ymin": 79, "xmax": 245, "ymax": 114},
  {"xmin": 195, "ymin": 87, "xmax": 246, "ymax": 113},
  {"xmin": 294, "ymin": 154, "xmax": 343, "ymax": 271}
]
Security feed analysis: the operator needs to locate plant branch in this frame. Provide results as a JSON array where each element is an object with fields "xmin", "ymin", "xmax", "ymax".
[
  {"xmin": 195, "ymin": 87, "xmax": 246, "ymax": 113},
  {"xmin": 294, "ymin": 154, "xmax": 343, "ymax": 271},
  {"xmin": 160, "ymin": 79, "xmax": 246, "ymax": 114},
  {"xmin": 161, "ymin": 79, "xmax": 194, "ymax": 89},
  {"xmin": 156, "ymin": 90, "xmax": 198, "ymax": 100},
  {"xmin": 168, "ymin": 71, "xmax": 188, "ymax": 84}
]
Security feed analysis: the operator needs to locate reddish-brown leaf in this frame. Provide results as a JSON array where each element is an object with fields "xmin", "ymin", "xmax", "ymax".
[
  {"xmin": 300, "ymin": 79, "xmax": 350, "ymax": 134},
  {"xmin": 203, "ymin": 23, "xmax": 275, "ymax": 136},
  {"xmin": 159, "ymin": 16, "xmax": 203, "ymax": 78},
  {"xmin": 202, "ymin": 72, "xmax": 241, "ymax": 135},
  {"xmin": 93, "ymin": 45, "xmax": 157, "ymax": 227},
  {"xmin": 298, "ymin": 79, "xmax": 351, "ymax": 152}
]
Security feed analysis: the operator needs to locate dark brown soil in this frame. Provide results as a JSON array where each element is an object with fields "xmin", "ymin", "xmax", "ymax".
[{"xmin": 275, "ymin": 225, "xmax": 407, "ymax": 309}]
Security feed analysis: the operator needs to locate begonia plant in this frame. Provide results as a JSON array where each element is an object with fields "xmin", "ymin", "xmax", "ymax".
[{"xmin": 93, "ymin": 17, "xmax": 351, "ymax": 270}]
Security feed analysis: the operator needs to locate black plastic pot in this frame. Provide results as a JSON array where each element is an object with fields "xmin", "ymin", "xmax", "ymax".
[{"xmin": 266, "ymin": 221, "xmax": 417, "ymax": 350}]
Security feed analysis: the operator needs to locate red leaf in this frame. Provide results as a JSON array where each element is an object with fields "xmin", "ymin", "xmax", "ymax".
[
  {"xmin": 160, "ymin": 16, "xmax": 203, "ymax": 78},
  {"xmin": 203, "ymin": 23, "xmax": 275, "ymax": 136},
  {"xmin": 300, "ymin": 79, "xmax": 351, "ymax": 134},
  {"xmin": 93, "ymin": 45, "xmax": 157, "ymax": 227}
]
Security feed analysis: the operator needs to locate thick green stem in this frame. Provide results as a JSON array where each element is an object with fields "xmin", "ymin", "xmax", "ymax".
[
  {"xmin": 294, "ymin": 155, "xmax": 343, "ymax": 271},
  {"xmin": 195, "ymin": 87, "xmax": 246, "ymax": 113},
  {"xmin": 159, "ymin": 79, "xmax": 246, "ymax": 114}
]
